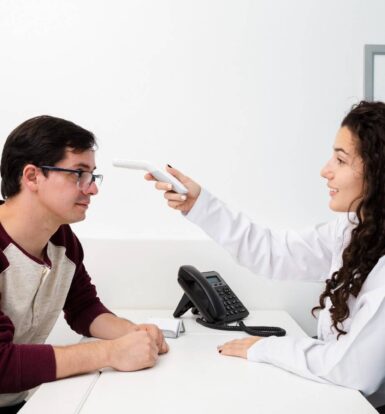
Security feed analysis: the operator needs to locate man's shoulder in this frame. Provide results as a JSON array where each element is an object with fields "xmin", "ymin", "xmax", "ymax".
[
  {"xmin": 0, "ymin": 219, "xmax": 12, "ymax": 272},
  {"xmin": 0, "ymin": 250, "xmax": 9, "ymax": 274},
  {"xmin": 50, "ymin": 225, "xmax": 84, "ymax": 265}
]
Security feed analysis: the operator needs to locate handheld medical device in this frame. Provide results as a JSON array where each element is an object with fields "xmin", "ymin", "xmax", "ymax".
[{"xmin": 112, "ymin": 159, "xmax": 188, "ymax": 194}]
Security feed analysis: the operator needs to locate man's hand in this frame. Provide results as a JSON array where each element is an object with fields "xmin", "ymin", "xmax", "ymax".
[
  {"xmin": 136, "ymin": 324, "xmax": 169, "ymax": 354},
  {"xmin": 89, "ymin": 314, "xmax": 169, "ymax": 354},
  {"xmin": 217, "ymin": 337, "xmax": 261, "ymax": 359},
  {"xmin": 144, "ymin": 165, "xmax": 201, "ymax": 214},
  {"xmin": 107, "ymin": 330, "xmax": 159, "ymax": 371}
]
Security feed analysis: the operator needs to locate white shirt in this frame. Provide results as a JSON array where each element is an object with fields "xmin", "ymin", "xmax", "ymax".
[{"xmin": 186, "ymin": 189, "xmax": 385, "ymax": 404}]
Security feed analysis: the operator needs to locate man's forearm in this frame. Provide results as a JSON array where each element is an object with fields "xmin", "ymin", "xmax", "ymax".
[
  {"xmin": 54, "ymin": 340, "xmax": 109, "ymax": 379},
  {"xmin": 54, "ymin": 314, "xmax": 135, "ymax": 379},
  {"xmin": 89, "ymin": 313, "xmax": 136, "ymax": 339},
  {"xmin": 54, "ymin": 329, "xmax": 159, "ymax": 379}
]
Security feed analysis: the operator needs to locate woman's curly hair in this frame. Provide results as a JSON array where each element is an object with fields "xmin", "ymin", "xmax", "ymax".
[{"xmin": 313, "ymin": 101, "xmax": 385, "ymax": 337}]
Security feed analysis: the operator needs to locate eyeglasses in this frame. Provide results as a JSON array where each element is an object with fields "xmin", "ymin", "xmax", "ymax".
[{"xmin": 39, "ymin": 166, "xmax": 103, "ymax": 190}]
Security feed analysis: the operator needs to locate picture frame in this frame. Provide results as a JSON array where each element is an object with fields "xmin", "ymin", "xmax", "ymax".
[{"xmin": 364, "ymin": 44, "xmax": 385, "ymax": 101}]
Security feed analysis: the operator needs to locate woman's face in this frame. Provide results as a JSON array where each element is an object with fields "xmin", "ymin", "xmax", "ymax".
[{"xmin": 321, "ymin": 126, "xmax": 364, "ymax": 212}]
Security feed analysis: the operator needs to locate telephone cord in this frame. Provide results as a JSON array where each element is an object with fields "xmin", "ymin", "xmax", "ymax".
[{"xmin": 196, "ymin": 318, "xmax": 286, "ymax": 337}]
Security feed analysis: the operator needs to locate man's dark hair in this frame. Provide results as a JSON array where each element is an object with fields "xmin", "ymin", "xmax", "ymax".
[{"xmin": 0, "ymin": 115, "xmax": 96, "ymax": 199}]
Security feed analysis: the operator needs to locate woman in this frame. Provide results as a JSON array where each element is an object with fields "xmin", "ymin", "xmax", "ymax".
[{"xmin": 146, "ymin": 101, "xmax": 385, "ymax": 406}]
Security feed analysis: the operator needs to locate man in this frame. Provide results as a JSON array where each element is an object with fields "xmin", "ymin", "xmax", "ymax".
[{"xmin": 0, "ymin": 115, "xmax": 168, "ymax": 413}]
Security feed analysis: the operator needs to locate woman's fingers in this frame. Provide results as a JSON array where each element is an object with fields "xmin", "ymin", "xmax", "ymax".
[
  {"xmin": 144, "ymin": 165, "xmax": 201, "ymax": 214},
  {"xmin": 168, "ymin": 200, "xmax": 186, "ymax": 209},
  {"xmin": 166, "ymin": 165, "xmax": 188, "ymax": 182},
  {"xmin": 217, "ymin": 337, "xmax": 261, "ymax": 359},
  {"xmin": 164, "ymin": 191, "xmax": 187, "ymax": 202}
]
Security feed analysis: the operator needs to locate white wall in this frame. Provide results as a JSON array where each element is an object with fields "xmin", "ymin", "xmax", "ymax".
[
  {"xmin": 1, "ymin": 1, "xmax": 385, "ymax": 333},
  {"xmin": 1, "ymin": 0, "xmax": 385, "ymax": 239}
]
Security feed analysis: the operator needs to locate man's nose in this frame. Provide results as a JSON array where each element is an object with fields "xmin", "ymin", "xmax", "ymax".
[{"xmin": 83, "ymin": 181, "xmax": 99, "ymax": 196}]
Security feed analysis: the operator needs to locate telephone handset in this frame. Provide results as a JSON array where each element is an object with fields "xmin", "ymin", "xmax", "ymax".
[{"xmin": 174, "ymin": 265, "xmax": 286, "ymax": 337}]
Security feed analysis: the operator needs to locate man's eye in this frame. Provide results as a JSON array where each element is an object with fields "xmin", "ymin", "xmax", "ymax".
[{"xmin": 337, "ymin": 158, "xmax": 345, "ymax": 165}]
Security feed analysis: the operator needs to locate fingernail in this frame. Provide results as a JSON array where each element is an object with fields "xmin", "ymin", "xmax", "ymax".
[
  {"xmin": 167, "ymin": 184, "xmax": 172, "ymax": 190},
  {"xmin": 180, "ymin": 195, "xmax": 186, "ymax": 201},
  {"xmin": 167, "ymin": 164, "xmax": 172, "ymax": 168}
]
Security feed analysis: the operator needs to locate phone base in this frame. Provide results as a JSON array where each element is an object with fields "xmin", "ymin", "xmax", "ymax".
[{"xmin": 173, "ymin": 293, "xmax": 198, "ymax": 318}]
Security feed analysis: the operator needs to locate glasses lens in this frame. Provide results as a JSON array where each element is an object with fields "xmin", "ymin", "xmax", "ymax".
[
  {"xmin": 78, "ymin": 172, "xmax": 102, "ymax": 190},
  {"xmin": 94, "ymin": 174, "xmax": 103, "ymax": 186}
]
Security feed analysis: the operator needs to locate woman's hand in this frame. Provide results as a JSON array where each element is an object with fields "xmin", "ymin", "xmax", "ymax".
[
  {"xmin": 144, "ymin": 165, "xmax": 201, "ymax": 214},
  {"xmin": 217, "ymin": 337, "xmax": 262, "ymax": 359}
]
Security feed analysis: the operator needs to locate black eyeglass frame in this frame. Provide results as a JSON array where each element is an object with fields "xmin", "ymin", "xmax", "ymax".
[{"xmin": 39, "ymin": 165, "xmax": 103, "ymax": 188}]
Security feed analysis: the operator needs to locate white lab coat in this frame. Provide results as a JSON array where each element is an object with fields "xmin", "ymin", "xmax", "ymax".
[{"xmin": 186, "ymin": 189, "xmax": 385, "ymax": 405}]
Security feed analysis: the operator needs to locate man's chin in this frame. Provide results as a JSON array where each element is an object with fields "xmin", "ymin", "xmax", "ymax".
[{"xmin": 66, "ymin": 213, "xmax": 87, "ymax": 224}]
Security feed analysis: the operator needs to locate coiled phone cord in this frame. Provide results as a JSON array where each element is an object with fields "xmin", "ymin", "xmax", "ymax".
[{"xmin": 196, "ymin": 318, "xmax": 286, "ymax": 337}]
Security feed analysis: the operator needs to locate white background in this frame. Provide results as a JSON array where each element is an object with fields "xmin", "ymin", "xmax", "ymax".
[
  {"xmin": 1, "ymin": 0, "xmax": 385, "ymax": 239},
  {"xmin": 1, "ymin": 1, "xmax": 385, "ymax": 333}
]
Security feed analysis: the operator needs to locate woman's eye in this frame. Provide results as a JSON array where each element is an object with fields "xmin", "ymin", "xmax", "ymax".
[{"xmin": 337, "ymin": 158, "xmax": 345, "ymax": 165}]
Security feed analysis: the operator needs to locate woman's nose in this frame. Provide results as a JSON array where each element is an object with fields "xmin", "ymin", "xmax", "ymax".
[{"xmin": 320, "ymin": 161, "xmax": 333, "ymax": 180}]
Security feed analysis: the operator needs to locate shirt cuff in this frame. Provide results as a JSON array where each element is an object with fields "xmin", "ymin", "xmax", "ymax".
[
  {"xmin": 71, "ymin": 303, "xmax": 114, "ymax": 337},
  {"xmin": 247, "ymin": 337, "xmax": 272, "ymax": 362},
  {"xmin": 184, "ymin": 188, "xmax": 212, "ymax": 224},
  {"xmin": 19, "ymin": 344, "xmax": 56, "ymax": 391}
]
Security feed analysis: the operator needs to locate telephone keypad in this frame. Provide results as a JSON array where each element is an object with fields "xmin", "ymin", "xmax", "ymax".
[
  {"xmin": 200, "ymin": 270, "xmax": 249, "ymax": 322},
  {"xmin": 214, "ymin": 285, "xmax": 249, "ymax": 322}
]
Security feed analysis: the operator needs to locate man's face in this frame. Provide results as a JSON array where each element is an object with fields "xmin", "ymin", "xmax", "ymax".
[{"xmin": 35, "ymin": 148, "xmax": 99, "ymax": 225}]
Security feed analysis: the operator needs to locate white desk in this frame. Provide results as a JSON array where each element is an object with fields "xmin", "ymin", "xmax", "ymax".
[{"xmin": 20, "ymin": 310, "xmax": 377, "ymax": 414}]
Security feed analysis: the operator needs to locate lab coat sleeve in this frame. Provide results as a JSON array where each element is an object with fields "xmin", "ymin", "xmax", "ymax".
[
  {"xmin": 247, "ymin": 284, "xmax": 385, "ymax": 396},
  {"xmin": 186, "ymin": 189, "xmax": 341, "ymax": 282}
]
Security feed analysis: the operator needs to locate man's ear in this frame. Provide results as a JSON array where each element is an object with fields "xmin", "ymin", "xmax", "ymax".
[{"xmin": 22, "ymin": 164, "xmax": 41, "ymax": 192}]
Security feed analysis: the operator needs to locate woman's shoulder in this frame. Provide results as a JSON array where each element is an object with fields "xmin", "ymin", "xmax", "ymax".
[
  {"xmin": 307, "ymin": 213, "xmax": 353, "ymax": 244},
  {"xmin": 332, "ymin": 213, "xmax": 357, "ymax": 240}
]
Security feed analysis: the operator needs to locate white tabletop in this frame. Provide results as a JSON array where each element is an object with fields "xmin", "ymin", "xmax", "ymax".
[{"xmin": 20, "ymin": 310, "xmax": 377, "ymax": 414}]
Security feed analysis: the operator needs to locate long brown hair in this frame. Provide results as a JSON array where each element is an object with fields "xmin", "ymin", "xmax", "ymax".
[{"xmin": 313, "ymin": 101, "xmax": 385, "ymax": 336}]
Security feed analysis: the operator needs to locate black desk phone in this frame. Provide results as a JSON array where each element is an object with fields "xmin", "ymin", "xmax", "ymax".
[{"xmin": 173, "ymin": 265, "xmax": 286, "ymax": 337}]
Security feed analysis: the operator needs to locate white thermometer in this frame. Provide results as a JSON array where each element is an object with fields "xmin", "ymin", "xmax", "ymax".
[{"xmin": 113, "ymin": 159, "xmax": 188, "ymax": 194}]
